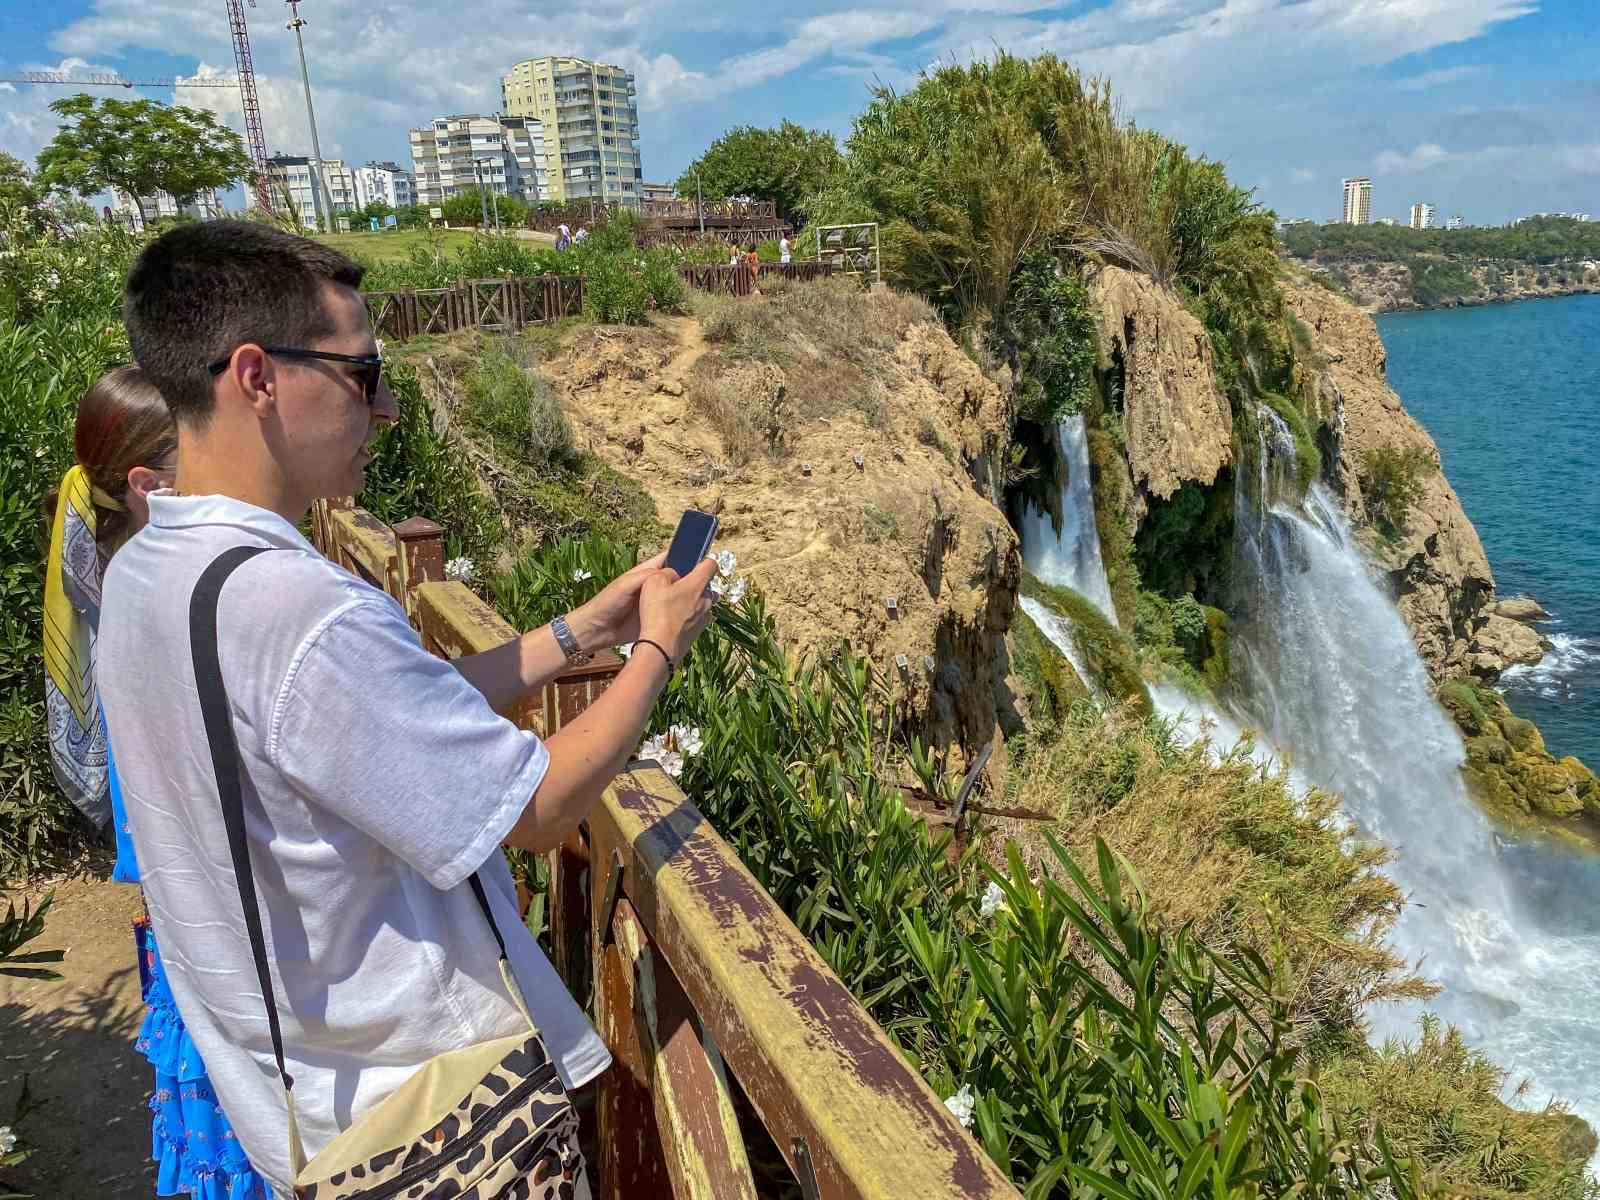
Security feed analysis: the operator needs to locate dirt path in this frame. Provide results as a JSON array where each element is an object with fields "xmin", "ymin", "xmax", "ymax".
[{"xmin": 1, "ymin": 871, "xmax": 155, "ymax": 1198}]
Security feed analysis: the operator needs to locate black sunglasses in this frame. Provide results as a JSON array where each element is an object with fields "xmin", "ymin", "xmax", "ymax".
[{"xmin": 208, "ymin": 346, "xmax": 385, "ymax": 405}]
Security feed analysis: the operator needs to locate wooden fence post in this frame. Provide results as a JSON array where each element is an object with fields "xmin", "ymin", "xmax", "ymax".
[{"xmin": 394, "ymin": 516, "xmax": 445, "ymax": 625}]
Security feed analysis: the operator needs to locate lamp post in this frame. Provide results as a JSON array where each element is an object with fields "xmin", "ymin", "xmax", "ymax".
[
  {"xmin": 285, "ymin": 0, "xmax": 334, "ymax": 233},
  {"xmin": 472, "ymin": 160, "xmax": 491, "ymax": 230},
  {"xmin": 691, "ymin": 165, "xmax": 704, "ymax": 234}
]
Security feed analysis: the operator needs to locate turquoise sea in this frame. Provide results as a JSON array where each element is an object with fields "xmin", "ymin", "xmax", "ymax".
[{"xmin": 1377, "ymin": 294, "xmax": 1600, "ymax": 769}]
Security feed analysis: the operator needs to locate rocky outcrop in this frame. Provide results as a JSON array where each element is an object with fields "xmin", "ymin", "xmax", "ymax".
[
  {"xmin": 535, "ymin": 299, "xmax": 1019, "ymax": 762},
  {"xmin": 1440, "ymin": 680, "xmax": 1600, "ymax": 824},
  {"xmin": 1282, "ymin": 275, "xmax": 1505, "ymax": 679},
  {"xmin": 1088, "ymin": 266, "xmax": 1233, "ymax": 506},
  {"xmin": 1468, "ymin": 614, "xmax": 1551, "ymax": 674},
  {"xmin": 1293, "ymin": 257, "xmax": 1600, "ymax": 314}
]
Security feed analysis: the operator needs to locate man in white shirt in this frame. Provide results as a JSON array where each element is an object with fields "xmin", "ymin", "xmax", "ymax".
[
  {"xmin": 99, "ymin": 220, "xmax": 716, "ymax": 1196},
  {"xmin": 779, "ymin": 235, "xmax": 792, "ymax": 265}
]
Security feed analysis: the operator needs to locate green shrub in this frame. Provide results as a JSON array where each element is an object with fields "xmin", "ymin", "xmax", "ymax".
[
  {"xmin": 989, "ymin": 252, "xmax": 1098, "ymax": 425},
  {"xmin": 581, "ymin": 253, "xmax": 651, "ymax": 324},
  {"xmin": 1262, "ymin": 391, "xmax": 1324, "ymax": 494},
  {"xmin": 1359, "ymin": 444, "xmax": 1433, "ymax": 543},
  {"xmin": 460, "ymin": 349, "xmax": 575, "ymax": 472}
]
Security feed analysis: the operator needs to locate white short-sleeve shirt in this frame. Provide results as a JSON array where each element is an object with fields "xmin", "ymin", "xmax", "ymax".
[{"xmin": 97, "ymin": 493, "xmax": 610, "ymax": 1196}]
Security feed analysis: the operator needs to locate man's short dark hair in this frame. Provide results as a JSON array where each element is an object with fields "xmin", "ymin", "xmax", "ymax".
[{"xmin": 123, "ymin": 220, "xmax": 365, "ymax": 424}]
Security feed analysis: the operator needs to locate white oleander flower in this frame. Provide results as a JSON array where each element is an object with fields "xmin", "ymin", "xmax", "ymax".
[
  {"xmin": 0, "ymin": 1125, "xmax": 16, "ymax": 1154},
  {"xmin": 617, "ymin": 642, "xmax": 633, "ymax": 659},
  {"xmin": 572, "ymin": 568, "xmax": 593, "ymax": 582},
  {"xmin": 724, "ymin": 576, "xmax": 748, "ymax": 604},
  {"xmin": 715, "ymin": 549, "xmax": 738, "ymax": 578},
  {"xmin": 670, "ymin": 724, "xmax": 704, "ymax": 758},
  {"xmin": 444, "ymin": 556, "xmax": 476, "ymax": 583},
  {"xmin": 944, "ymin": 1085, "xmax": 975, "ymax": 1128},
  {"xmin": 979, "ymin": 881, "xmax": 1007, "ymax": 919}
]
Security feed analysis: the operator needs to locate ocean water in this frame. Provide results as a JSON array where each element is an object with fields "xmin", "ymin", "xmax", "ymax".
[{"xmin": 1377, "ymin": 294, "xmax": 1600, "ymax": 769}]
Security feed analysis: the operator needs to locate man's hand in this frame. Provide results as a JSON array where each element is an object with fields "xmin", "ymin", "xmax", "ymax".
[
  {"xmin": 568, "ymin": 552, "xmax": 667, "ymax": 651},
  {"xmin": 638, "ymin": 556, "xmax": 718, "ymax": 661}
]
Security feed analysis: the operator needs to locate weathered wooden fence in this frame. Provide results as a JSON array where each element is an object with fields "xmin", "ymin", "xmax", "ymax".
[
  {"xmin": 525, "ymin": 197, "xmax": 781, "ymax": 235},
  {"xmin": 309, "ymin": 498, "xmax": 1019, "ymax": 1200},
  {"xmin": 364, "ymin": 262, "xmax": 835, "ymax": 342}
]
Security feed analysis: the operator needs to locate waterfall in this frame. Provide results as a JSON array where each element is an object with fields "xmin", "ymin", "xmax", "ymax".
[
  {"xmin": 1021, "ymin": 403, "xmax": 1600, "ymax": 1160},
  {"xmin": 1229, "ymin": 405, "xmax": 1600, "ymax": 1156},
  {"xmin": 1020, "ymin": 415, "xmax": 1117, "ymax": 624}
]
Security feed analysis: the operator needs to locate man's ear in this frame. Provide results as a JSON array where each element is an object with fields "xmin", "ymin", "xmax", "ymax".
[{"xmin": 223, "ymin": 344, "xmax": 275, "ymax": 417}]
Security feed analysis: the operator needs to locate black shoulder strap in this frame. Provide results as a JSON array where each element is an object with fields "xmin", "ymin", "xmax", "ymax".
[{"xmin": 189, "ymin": 546, "xmax": 508, "ymax": 1098}]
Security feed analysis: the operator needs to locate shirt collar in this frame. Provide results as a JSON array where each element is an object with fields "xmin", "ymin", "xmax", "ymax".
[{"xmin": 147, "ymin": 489, "xmax": 314, "ymax": 552}]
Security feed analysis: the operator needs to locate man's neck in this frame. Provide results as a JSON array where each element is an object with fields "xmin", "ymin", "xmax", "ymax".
[{"xmin": 174, "ymin": 424, "xmax": 310, "ymax": 527}]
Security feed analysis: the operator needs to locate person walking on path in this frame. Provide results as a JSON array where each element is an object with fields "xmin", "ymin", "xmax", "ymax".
[
  {"xmin": 555, "ymin": 223, "xmax": 570, "ymax": 252},
  {"xmin": 779, "ymin": 234, "xmax": 791, "ymax": 265},
  {"xmin": 45, "ymin": 366, "xmax": 270, "ymax": 1199},
  {"xmin": 101, "ymin": 220, "xmax": 717, "ymax": 1198}
]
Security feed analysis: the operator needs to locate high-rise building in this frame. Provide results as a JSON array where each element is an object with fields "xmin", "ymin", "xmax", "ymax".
[
  {"xmin": 501, "ymin": 56, "xmax": 642, "ymax": 204},
  {"xmin": 242, "ymin": 155, "xmax": 367, "ymax": 229},
  {"xmin": 1409, "ymin": 202, "xmax": 1436, "ymax": 230},
  {"xmin": 354, "ymin": 161, "xmax": 417, "ymax": 211},
  {"xmin": 1342, "ymin": 177, "xmax": 1372, "ymax": 225},
  {"xmin": 408, "ymin": 114, "xmax": 548, "ymax": 208},
  {"xmin": 1445, "ymin": 214, "xmax": 1465, "ymax": 230}
]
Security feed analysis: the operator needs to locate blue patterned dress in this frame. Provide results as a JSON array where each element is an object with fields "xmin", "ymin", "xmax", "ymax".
[{"xmin": 109, "ymin": 733, "xmax": 269, "ymax": 1200}]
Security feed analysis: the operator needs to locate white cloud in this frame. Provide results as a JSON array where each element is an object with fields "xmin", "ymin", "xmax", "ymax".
[
  {"xmin": 1393, "ymin": 65, "xmax": 1486, "ymax": 91},
  {"xmin": 1375, "ymin": 143, "xmax": 1453, "ymax": 173},
  {"xmin": 1291, "ymin": 166, "xmax": 1316, "ymax": 183}
]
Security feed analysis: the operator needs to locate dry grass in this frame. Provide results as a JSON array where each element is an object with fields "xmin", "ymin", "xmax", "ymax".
[{"xmin": 997, "ymin": 700, "xmax": 1431, "ymax": 1037}]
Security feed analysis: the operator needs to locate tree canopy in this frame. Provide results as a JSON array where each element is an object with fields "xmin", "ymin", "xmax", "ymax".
[
  {"xmin": 675, "ymin": 121, "xmax": 841, "ymax": 224},
  {"xmin": 35, "ymin": 94, "xmax": 253, "ymax": 211},
  {"xmin": 440, "ymin": 188, "xmax": 528, "ymax": 229}
]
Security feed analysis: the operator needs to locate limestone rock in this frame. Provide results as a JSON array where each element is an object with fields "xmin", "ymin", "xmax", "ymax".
[
  {"xmin": 1088, "ymin": 266, "xmax": 1233, "ymax": 502},
  {"xmin": 1491, "ymin": 596, "xmax": 1550, "ymax": 622},
  {"xmin": 1470, "ymin": 615, "xmax": 1550, "ymax": 675},
  {"xmin": 1282, "ymin": 275, "xmax": 1495, "ymax": 679},
  {"xmin": 544, "ymin": 307, "xmax": 1019, "ymax": 759}
]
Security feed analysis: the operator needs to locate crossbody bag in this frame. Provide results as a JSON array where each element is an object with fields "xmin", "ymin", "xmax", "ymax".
[{"xmin": 191, "ymin": 546, "xmax": 582, "ymax": 1199}]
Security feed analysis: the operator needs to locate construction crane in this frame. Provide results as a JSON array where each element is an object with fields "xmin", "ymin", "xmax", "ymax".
[
  {"xmin": 225, "ymin": 0, "xmax": 275, "ymax": 213},
  {"xmin": 0, "ymin": 70, "xmax": 239, "ymax": 88}
]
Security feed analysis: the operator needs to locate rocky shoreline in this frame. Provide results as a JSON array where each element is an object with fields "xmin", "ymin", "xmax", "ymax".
[{"xmin": 1290, "ymin": 256, "xmax": 1600, "ymax": 314}]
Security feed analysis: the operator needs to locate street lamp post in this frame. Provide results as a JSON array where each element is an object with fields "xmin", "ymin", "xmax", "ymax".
[
  {"xmin": 285, "ymin": 0, "xmax": 335, "ymax": 233},
  {"xmin": 692, "ymin": 166, "xmax": 704, "ymax": 234},
  {"xmin": 472, "ymin": 160, "xmax": 491, "ymax": 230}
]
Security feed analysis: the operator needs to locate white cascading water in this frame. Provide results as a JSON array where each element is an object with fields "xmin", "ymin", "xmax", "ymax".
[
  {"xmin": 1229, "ymin": 409, "xmax": 1600, "ymax": 1158},
  {"xmin": 1021, "ymin": 404, "xmax": 1600, "ymax": 1165}
]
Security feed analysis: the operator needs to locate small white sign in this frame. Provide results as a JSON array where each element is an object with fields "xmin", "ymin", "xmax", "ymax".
[{"xmin": 429, "ymin": 206, "xmax": 444, "ymax": 219}]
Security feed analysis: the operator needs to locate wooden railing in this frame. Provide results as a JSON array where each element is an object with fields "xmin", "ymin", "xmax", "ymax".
[
  {"xmin": 364, "ymin": 262, "xmax": 835, "ymax": 343},
  {"xmin": 524, "ymin": 198, "xmax": 782, "ymax": 234},
  {"xmin": 310, "ymin": 498, "xmax": 1019, "ymax": 1200}
]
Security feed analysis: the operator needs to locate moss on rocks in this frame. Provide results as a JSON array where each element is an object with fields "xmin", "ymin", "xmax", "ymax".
[
  {"xmin": 1443, "ymin": 676, "xmax": 1600, "ymax": 829},
  {"xmin": 1084, "ymin": 424, "xmax": 1140, "ymax": 629},
  {"xmin": 1020, "ymin": 573, "xmax": 1152, "ymax": 717},
  {"xmin": 1011, "ymin": 607, "xmax": 1090, "ymax": 734}
]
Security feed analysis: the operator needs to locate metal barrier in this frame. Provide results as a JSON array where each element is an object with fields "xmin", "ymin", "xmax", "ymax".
[{"xmin": 309, "ymin": 498, "xmax": 1020, "ymax": 1200}]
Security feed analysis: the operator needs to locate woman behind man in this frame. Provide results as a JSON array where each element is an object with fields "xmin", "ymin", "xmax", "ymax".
[{"xmin": 44, "ymin": 365, "xmax": 266, "ymax": 1200}]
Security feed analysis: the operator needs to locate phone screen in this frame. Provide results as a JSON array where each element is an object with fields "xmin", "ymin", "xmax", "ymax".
[{"xmin": 664, "ymin": 510, "xmax": 719, "ymax": 578}]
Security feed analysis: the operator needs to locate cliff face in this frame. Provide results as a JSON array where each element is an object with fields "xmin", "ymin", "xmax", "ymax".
[
  {"xmin": 532, "ymin": 295, "xmax": 1020, "ymax": 761},
  {"xmin": 1088, "ymin": 266, "xmax": 1234, "ymax": 510},
  {"xmin": 1281, "ymin": 276, "xmax": 1522, "ymax": 679},
  {"xmin": 1296, "ymin": 256, "xmax": 1600, "ymax": 314}
]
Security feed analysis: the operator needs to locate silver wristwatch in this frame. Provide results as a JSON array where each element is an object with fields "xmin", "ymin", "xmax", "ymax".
[{"xmin": 551, "ymin": 613, "xmax": 586, "ymax": 663}]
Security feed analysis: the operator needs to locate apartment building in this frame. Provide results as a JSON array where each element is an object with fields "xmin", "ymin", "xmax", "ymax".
[
  {"xmin": 1342, "ymin": 177, "xmax": 1372, "ymax": 225},
  {"xmin": 111, "ymin": 188, "xmax": 222, "ymax": 229},
  {"xmin": 408, "ymin": 114, "xmax": 547, "ymax": 207},
  {"xmin": 1409, "ymin": 201, "xmax": 1436, "ymax": 230},
  {"xmin": 1445, "ymin": 215, "xmax": 1466, "ymax": 230},
  {"xmin": 239, "ymin": 155, "xmax": 364, "ymax": 229},
  {"xmin": 641, "ymin": 181, "xmax": 677, "ymax": 203},
  {"xmin": 501, "ymin": 56, "xmax": 642, "ymax": 204},
  {"xmin": 354, "ymin": 160, "xmax": 417, "ymax": 211}
]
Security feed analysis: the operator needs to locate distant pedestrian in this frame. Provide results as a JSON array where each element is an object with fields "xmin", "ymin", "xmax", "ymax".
[
  {"xmin": 555, "ymin": 223, "xmax": 571, "ymax": 252},
  {"xmin": 779, "ymin": 234, "xmax": 791, "ymax": 265},
  {"xmin": 574, "ymin": 226, "xmax": 589, "ymax": 244},
  {"xmin": 745, "ymin": 243, "xmax": 761, "ymax": 276},
  {"xmin": 728, "ymin": 246, "xmax": 741, "ymax": 267}
]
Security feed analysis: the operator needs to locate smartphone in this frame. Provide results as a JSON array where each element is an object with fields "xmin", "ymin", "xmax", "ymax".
[{"xmin": 664, "ymin": 510, "xmax": 719, "ymax": 578}]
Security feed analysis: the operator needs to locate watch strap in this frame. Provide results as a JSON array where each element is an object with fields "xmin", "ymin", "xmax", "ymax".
[{"xmin": 552, "ymin": 613, "xmax": 585, "ymax": 662}]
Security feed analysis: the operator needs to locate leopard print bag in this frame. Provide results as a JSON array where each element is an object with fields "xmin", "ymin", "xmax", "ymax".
[{"xmin": 192, "ymin": 549, "xmax": 587, "ymax": 1200}]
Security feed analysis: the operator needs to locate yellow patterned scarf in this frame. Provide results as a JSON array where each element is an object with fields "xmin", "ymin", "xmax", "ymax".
[{"xmin": 44, "ymin": 465, "xmax": 101, "ymax": 730}]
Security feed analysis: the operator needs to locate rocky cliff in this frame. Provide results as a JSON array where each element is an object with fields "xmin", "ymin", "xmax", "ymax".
[
  {"xmin": 528, "ymin": 285, "xmax": 1020, "ymax": 762},
  {"xmin": 1279, "ymin": 276, "xmax": 1541, "ymax": 679},
  {"xmin": 1294, "ymin": 256, "xmax": 1600, "ymax": 314}
]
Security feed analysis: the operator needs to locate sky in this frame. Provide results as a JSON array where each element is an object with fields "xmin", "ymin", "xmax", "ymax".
[{"xmin": 1, "ymin": 0, "xmax": 1595, "ymax": 226}]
